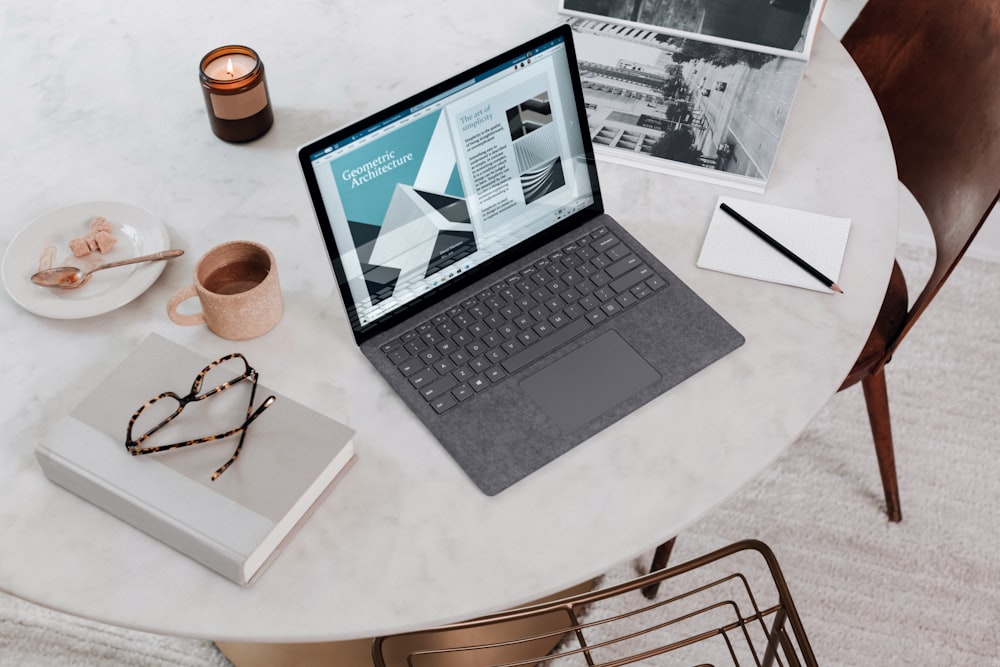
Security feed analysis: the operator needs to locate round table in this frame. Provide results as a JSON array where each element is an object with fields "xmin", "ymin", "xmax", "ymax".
[{"xmin": 0, "ymin": 0, "xmax": 897, "ymax": 650}]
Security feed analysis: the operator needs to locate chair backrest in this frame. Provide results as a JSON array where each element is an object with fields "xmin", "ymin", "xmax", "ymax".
[
  {"xmin": 372, "ymin": 540, "xmax": 816, "ymax": 667},
  {"xmin": 842, "ymin": 1, "xmax": 1000, "ymax": 353}
]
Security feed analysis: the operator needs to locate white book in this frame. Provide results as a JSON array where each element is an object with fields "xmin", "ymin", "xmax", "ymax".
[{"xmin": 35, "ymin": 333, "xmax": 355, "ymax": 586}]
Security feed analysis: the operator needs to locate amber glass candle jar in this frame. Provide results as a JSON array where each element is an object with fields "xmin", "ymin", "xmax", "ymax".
[{"xmin": 199, "ymin": 45, "xmax": 274, "ymax": 143}]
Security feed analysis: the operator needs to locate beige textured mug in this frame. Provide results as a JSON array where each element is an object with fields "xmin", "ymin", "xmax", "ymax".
[{"xmin": 167, "ymin": 240, "xmax": 282, "ymax": 340}]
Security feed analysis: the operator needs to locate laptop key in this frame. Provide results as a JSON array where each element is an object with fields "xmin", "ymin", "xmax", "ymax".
[
  {"xmin": 528, "ymin": 305, "xmax": 549, "ymax": 321},
  {"xmin": 387, "ymin": 348, "xmax": 410, "ymax": 365},
  {"xmin": 397, "ymin": 359, "xmax": 424, "ymax": 377},
  {"xmin": 452, "ymin": 384, "xmax": 474, "ymax": 402},
  {"xmin": 421, "ymin": 329, "xmax": 444, "ymax": 345},
  {"xmin": 436, "ymin": 339, "xmax": 457, "ymax": 355},
  {"xmin": 484, "ymin": 313, "xmax": 506, "ymax": 329},
  {"xmin": 420, "ymin": 373, "xmax": 458, "ymax": 401},
  {"xmin": 592, "ymin": 233, "xmax": 619, "ymax": 252},
  {"xmin": 631, "ymin": 284, "xmax": 653, "ymax": 299},
  {"xmin": 517, "ymin": 329, "xmax": 539, "ymax": 346},
  {"xmin": 605, "ymin": 245, "xmax": 631, "ymax": 261},
  {"xmin": 482, "ymin": 332, "xmax": 504, "ymax": 348},
  {"xmin": 534, "ymin": 321, "xmax": 554, "ymax": 337},
  {"xmin": 469, "ymin": 356, "xmax": 492, "ymax": 373},
  {"xmin": 616, "ymin": 292, "xmax": 637, "ymax": 308},
  {"xmin": 403, "ymin": 339, "xmax": 426, "ymax": 354},
  {"xmin": 499, "ymin": 323, "xmax": 518, "ymax": 338},
  {"xmin": 609, "ymin": 264, "xmax": 654, "ymax": 293},
  {"xmin": 430, "ymin": 394, "xmax": 458, "ymax": 414},
  {"xmin": 512, "ymin": 314, "xmax": 533, "ymax": 329},
  {"xmin": 559, "ymin": 287, "xmax": 581, "ymax": 303},
  {"xmin": 409, "ymin": 367, "xmax": 438, "ymax": 388},
  {"xmin": 594, "ymin": 286, "xmax": 615, "ymax": 302},
  {"xmin": 590, "ymin": 270, "xmax": 611, "ymax": 286},
  {"xmin": 606, "ymin": 254, "xmax": 641, "ymax": 279},
  {"xmin": 418, "ymin": 348, "xmax": 440, "ymax": 364},
  {"xmin": 601, "ymin": 301, "xmax": 622, "ymax": 316},
  {"xmin": 501, "ymin": 338, "xmax": 522, "ymax": 353},
  {"xmin": 433, "ymin": 358, "xmax": 456, "ymax": 374},
  {"xmin": 448, "ymin": 348, "xmax": 472, "ymax": 366}
]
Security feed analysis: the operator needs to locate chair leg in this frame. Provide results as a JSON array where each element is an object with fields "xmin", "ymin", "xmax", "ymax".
[
  {"xmin": 642, "ymin": 537, "xmax": 676, "ymax": 599},
  {"xmin": 861, "ymin": 367, "xmax": 902, "ymax": 522}
]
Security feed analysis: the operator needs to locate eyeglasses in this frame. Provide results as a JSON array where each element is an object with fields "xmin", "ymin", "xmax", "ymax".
[{"xmin": 125, "ymin": 353, "xmax": 276, "ymax": 481}]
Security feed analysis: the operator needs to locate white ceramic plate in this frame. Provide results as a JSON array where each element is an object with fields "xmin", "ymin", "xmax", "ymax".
[{"xmin": 2, "ymin": 201, "xmax": 171, "ymax": 319}]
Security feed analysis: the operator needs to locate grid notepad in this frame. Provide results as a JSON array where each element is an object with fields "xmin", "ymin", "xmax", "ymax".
[{"xmin": 697, "ymin": 196, "xmax": 852, "ymax": 293}]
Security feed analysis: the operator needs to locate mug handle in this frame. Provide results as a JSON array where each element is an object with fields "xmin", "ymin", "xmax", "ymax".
[{"xmin": 166, "ymin": 285, "xmax": 205, "ymax": 326}]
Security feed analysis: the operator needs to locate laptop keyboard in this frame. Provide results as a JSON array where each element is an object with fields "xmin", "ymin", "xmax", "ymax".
[{"xmin": 379, "ymin": 225, "xmax": 668, "ymax": 414}]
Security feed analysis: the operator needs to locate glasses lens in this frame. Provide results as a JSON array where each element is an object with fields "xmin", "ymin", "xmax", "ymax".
[
  {"xmin": 197, "ymin": 356, "xmax": 249, "ymax": 398},
  {"xmin": 130, "ymin": 394, "xmax": 183, "ymax": 442}
]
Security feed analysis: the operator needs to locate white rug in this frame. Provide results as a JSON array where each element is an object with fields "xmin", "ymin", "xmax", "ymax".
[
  {"xmin": 2, "ymin": 242, "xmax": 998, "ymax": 666},
  {"xmin": 594, "ymin": 242, "xmax": 1000, "ymax": 666}
]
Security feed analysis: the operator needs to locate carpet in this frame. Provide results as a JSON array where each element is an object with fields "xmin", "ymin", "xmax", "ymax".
[{"xmin": 2, "ymin": 242, "xmax": 998, "ymax": 666}]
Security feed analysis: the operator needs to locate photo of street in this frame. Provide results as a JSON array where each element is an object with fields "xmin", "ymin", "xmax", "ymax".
[
  {"xmin": 563, "ymin": 0, "xmax": 819, "ymax": 52},
  {"xmin": 568, "ymin": 17, "xmax": 807, "ymax": 186}
]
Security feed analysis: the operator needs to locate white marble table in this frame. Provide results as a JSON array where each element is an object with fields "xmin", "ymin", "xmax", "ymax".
[{"xmin": 0, "ymin": 0, "xmax": 897, "ymax": 646}]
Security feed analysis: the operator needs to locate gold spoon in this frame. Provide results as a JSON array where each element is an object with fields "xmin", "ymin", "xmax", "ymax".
[{"xmin": 31, "ymin": 249, "xmax": 184, "ymax": 289}]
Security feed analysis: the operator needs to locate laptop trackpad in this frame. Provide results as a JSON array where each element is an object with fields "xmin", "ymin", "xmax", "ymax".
[{"xmin": 520, "ymin": 330, "xmax": 661, "ymax": 434}]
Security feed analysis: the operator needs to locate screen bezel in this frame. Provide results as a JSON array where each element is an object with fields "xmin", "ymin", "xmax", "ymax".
[{"xmin": 298, "ymin": 24, "xmax": 603, "ymax": 345}]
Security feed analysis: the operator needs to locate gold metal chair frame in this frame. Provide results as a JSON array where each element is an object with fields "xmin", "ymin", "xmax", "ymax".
[{"xmin": 373, "ymin": 539, "xmax": 817, "ymax": 667}]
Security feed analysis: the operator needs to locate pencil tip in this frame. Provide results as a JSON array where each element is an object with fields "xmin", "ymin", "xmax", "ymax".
[{"xmin": 831, "ymin": 283, "xmax": 844, "ymax": 294}]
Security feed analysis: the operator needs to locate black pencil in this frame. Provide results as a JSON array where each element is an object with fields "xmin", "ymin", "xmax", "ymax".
[{"xmin": 719, "ymin": 202, "xmax": 843, "ymax": 294}]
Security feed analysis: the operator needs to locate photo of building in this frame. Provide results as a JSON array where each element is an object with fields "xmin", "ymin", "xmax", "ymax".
[{"xmin": 569, "ymin": 17, "xmax": 806, "ymax": 185}]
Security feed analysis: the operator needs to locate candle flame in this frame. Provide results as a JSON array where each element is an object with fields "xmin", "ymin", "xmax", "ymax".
[{"xmin": 226, "ymin": 57, "xmax": 234, "ymax": 77}]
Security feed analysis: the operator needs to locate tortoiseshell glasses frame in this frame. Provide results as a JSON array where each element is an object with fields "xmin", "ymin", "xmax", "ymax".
[{"xmin": 124, "ymin": 352, "xmax": 276, "ymax": 480}]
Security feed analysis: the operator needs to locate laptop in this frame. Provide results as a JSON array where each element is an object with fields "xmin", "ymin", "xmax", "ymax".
[{"xmin": 298, "ymin": 24, "xmax": 744, "ymax": 495}]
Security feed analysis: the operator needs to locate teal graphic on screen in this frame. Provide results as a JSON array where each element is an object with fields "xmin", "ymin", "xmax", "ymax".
[{"xmin": 330, "ymin": 109, "xmax": 476, "ymax": 304}]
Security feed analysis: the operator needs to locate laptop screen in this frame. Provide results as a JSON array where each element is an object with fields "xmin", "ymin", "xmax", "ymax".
[{"xmin": 299, "ymin": 26, "xmax": 601, "ymax": 341}]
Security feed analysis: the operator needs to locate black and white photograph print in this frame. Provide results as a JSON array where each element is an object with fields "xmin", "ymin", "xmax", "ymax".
[
  {"xmin": 568, "ymin": 17, "xmax": 806, "ymax": 185},
  {"xmin": 561, "ymin": 0, "xmax": 822, "ymax": 53}
]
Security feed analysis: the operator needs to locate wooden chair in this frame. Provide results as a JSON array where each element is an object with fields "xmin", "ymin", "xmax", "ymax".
[
  {"xmin": 372, "ymin": 539, "xmax": 817, "ymax": 667},
  {"xmin": 837, "ymin": 0, "xmax": 1000, "ymax": 521},
  {"xmin": 643, "ymin": 1, "xmax": 1000, "ymax": 586}
]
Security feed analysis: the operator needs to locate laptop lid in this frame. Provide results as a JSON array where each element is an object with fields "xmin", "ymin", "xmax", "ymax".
[{"xmin": 299, "ymin": 25, "xmax": 603, "ymax": 344}]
